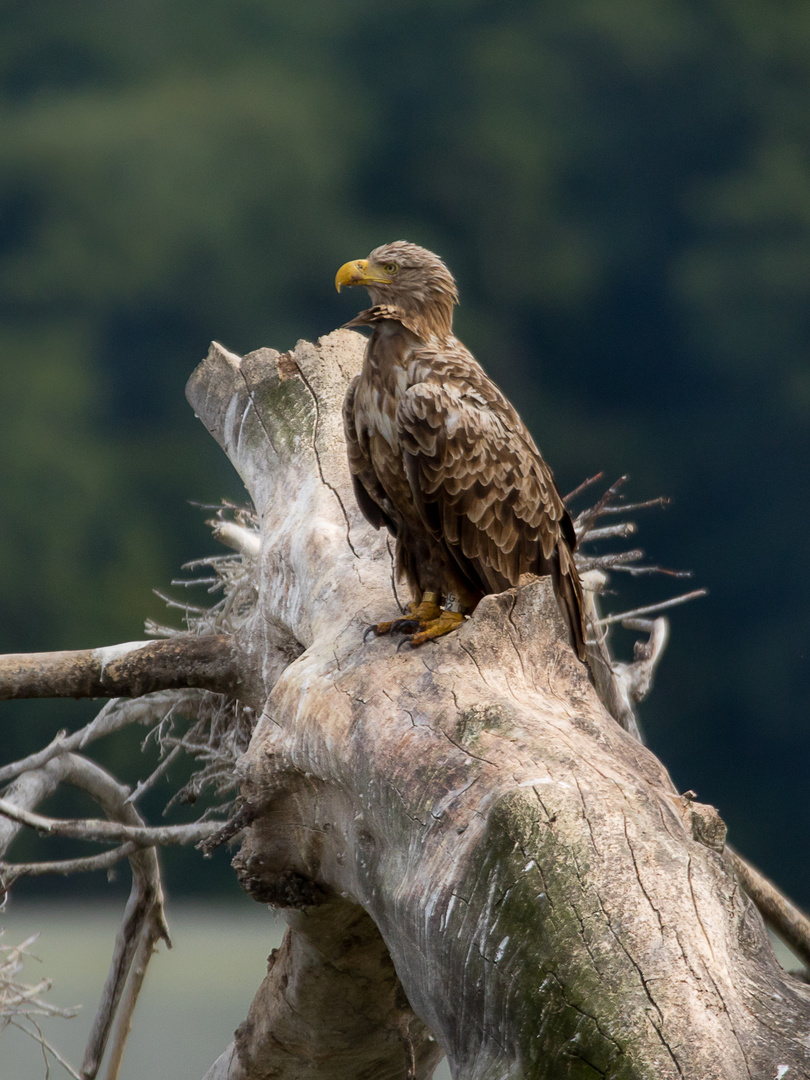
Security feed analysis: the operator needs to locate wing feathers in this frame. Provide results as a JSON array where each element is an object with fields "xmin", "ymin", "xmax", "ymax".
[
  {"xmin": 397, "ymin": 380, "xmax": 571, "ymax": 573},
  {"xmin": 396, "ymin": 378, "xmax": 586, "ymax": 658}
]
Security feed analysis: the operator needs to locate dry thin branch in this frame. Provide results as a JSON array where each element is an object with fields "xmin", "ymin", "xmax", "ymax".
[
  {"xmin": 598, "ymin": 495, "xmax": 671, "ymax": 515},
  {"xmin": 50, "ymin": 756, "xmax": 171, "ymax": 1080},
  {"xmin": 152, "ymin": 592, "xmax": 210, "ymax": 615},
  {"xmin": 1, "ymin": 844, "xmax": 140, "ymax": 881},
  {"xmin": 102, "ymin": 911, "xmax": 164, "ymax": 1080},
  {"xmin": 124, "ymin": 744, "xmax": 183, "ymax": 805},
  {"xmin": 0, "ymin": 798, "xmax": 219, "ymax": 848},
  {"xmin": 611, "ymin": 563, "xmax": 693, "ymax": 578},
  {"xmin": 582, "ymin": 522, "xmax": 637, "ymax": 542},
  {"xmin": 0, "ymin": 758, "xmax": 72, "ymax": 857},
  {"xmin": 5, "ymin": 1016, "xmax": 83, "ymax": 1080},
  {"xmin": 597, "ymin": 588, "xmax": 708, "ymax": 626},
  {"xmin": 0, "ymin": 690, "xmax": 207, "ymax": 787},
  {"xmin": 0, "ymin": 598, "xmax": 250, "ymax": 1074},
  {"xmin": 578, "ymin": 547, "xmax": 645, "ymax": 569},
  {"xmin": 0, "ymin": 753, "xmax": 172, "ymax": 1079},
  {"xmin": 0, "ymin": 730, "xmax": 71, "ymax": 787},
  {"xmin": 199, "ymin": 801, "xmax": 261, "ymax": 857},
  {"xmin": 0, "ymin": 932, "xmax": 81, "ymax": 1070},
  {"xmin": 572, "ymin": 474, "xmax": 628, "ymax": 536},
  {"xmin": 564, "ymin": 470, "xmax": 604, "ymax": 504},
  {"xmin": 83, "ymin": 884, "xmax": 156, "ymax": 1080},
  {"xmin": 566, "ymin": 475, "xmax": 698, "ymax": 742},
  {"xmin": 1, "ymin": 932, "xmax": 83, "ymax": 1077}
]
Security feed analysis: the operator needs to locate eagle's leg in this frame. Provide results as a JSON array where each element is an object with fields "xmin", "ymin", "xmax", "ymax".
[{"xmin": 367, "ymin": 591, "xmax": 442, "ymax": 639}]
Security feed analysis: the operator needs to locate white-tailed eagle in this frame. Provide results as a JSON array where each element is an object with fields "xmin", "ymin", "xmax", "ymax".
[{"xmin": 336, "ymin": 240, "xmax": 586, "ymax": 659}]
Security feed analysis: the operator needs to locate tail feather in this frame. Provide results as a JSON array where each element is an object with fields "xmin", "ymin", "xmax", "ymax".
[{"xmin": 553, "ymin": 546, "xmax": 588, "ymax": 662}]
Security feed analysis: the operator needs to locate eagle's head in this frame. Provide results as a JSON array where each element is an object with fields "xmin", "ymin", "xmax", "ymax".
[{"xmin": 335, "ymin": 241, "xmax": 459, "ymax": 339}]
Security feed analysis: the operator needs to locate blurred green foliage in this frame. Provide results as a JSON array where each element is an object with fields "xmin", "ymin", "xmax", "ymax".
[{"xmin": 1, "ymin": 1, "xmax": 808, "ymax": 902}]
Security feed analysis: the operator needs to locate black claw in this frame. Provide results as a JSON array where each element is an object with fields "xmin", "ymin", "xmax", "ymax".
[
  {"xmin": 390, "ymin": 618, "xmax": 419, "ymax": 636},
  {"xmin": 363, "ymin": 624, "xmax": 381, "ymax": 642},
  {"xmin": 396, "ymin": 636, "xmax": 415, "ymax": 653}
]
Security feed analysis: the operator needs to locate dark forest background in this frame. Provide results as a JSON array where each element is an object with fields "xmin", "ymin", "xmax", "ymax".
[{"xmin": 1, "ymin": 1, "xmax": 808, "ymax": 906}]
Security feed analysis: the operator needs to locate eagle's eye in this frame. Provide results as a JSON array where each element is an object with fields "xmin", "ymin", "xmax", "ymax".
[{"xmin": 383, "ymin": 262, "xmax": 398, "ymax": 276}]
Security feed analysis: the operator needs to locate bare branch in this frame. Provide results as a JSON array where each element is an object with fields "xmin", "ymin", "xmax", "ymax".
[
  {"xmin": 578, "ymin": 547, "xmax": 645, "ymax": 570},
  {"xmin": 0, "ymin": 635, "xmax": 239, "ymax": 702},
  {"xmin": 729, "ymin": 847, "xmax": 810, "ymax": 971},
  {"xmin": 0, "ymin": 731, "xmax": 70, "ymax": 788},
  {"xmin": 1, "ymin": 844, "xmax": 140, "ymax": 882},
  {"xmin": 0, "ymin": 690, "xmax": 207, "ymax": 787},
  {"xmin": 598, "ymin": 495, "xmax": 671, "ymax": 515},
  {"xmin": 611, "ymin": 563, "xmax": 693, "ymax": 578},
  {"xmin": 0, "ymin": 798, "xmax": 219, "ymax": 848},
  {"xmin": 125, "ymin": 745, "xmax": 183, "ymax": 805},
  {"xmin": 572, "ymin": 474, "xmax": 629, "ymax": 536},
  {"xmin": 0, "ymin": 758, "xmax": 72, "ymax": 857},
  {"xmin": 4, "ymin": 1018, "xmax": 83, "ymax": 1080},
  {"xmin": 49, "ymin": 756, "xmax": 172, "ymax": 1080},
  {"xmin": 580, "ymin": 521, "xmax": 637, "ymax": 542},
  {"xmin": 207, "ymin": 518, "xmax": 261, "ymax": 557},
  {"xmin": 597, "ymin": 588, "xmax": 708, "ymax": 626},
  {"xmin": 151, "ymin": 592, "xmax": 210, "ymax": 615},
  {"xmin": 199, "ymin": 801, "xmax": 260, "ymax": 856},
  {"xmin": 0, "ymin": 752, "xmax": 172, "ymax": 1079},
  {"xmin": 563, "ymin": 470, "xmax": 604, "ymax": 504},
  {"xmin": 101, "ymin": 902, "xmax": 167, "ymax": 1080},
  {"xmin": 1, "ymin": 933, "xmax": 81, "ymax": 1061}
]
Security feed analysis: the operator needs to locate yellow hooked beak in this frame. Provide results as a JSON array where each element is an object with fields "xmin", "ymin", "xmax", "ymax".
[{"xmin": 335, "ymin": 258, "xmax": 392, "ymax": 292}]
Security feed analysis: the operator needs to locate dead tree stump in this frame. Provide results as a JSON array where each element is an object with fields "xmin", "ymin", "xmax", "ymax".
[{"xmin": 186, "ymin": 332, "xmax": 810, "ymax": 1079}]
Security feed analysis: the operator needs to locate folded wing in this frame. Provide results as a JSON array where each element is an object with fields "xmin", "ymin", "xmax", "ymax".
[{"xmin": 396, "ymin": 380, "xmax": 586, "ymax": 658}]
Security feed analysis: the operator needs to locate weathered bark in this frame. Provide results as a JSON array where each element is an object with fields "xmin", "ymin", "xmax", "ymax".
[
  {"xmin": 0, "ymin": 635, "xmax": 239, "ymax": 700},
  {"xmin": 183, "ymin": 334, "xmax": 810, "ymax": 1079}
]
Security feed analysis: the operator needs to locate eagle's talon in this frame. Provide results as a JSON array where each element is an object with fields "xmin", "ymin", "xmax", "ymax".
[
  {"xmin": 410, "ymin": 610, "xmax": 465, "ymax": 646},
  {"xmin": 363, "ymin": 617, "xmax": 418, "ymax": 641},
  {"xmin": 364, "ymin": 595, "xmax": 444, "ymax": 644},
  {"xmin": 365, "ymin": 595, "xmax": 466, "ymax": 648}
]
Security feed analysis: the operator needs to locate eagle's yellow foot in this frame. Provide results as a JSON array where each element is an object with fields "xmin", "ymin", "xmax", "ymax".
[
  {"xmin": 389, "ymin": 596, "xmax": 443, "ymax": 635},
  {"xmin": 365, "ymin": 594, "xmax": 443, "ymax": 640},
  {"xmin": 407, "ymin": 609, "xmax": 465, "ymax": 647}
]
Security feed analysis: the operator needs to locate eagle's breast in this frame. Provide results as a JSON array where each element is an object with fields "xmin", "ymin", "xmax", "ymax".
[
  {"xmin": 357, "ymin": 322, "xmax": 420, "ymax": 445},
  {"xmin": 352, "ymin": 324, "xmax": 424, "ymax": 522}
]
